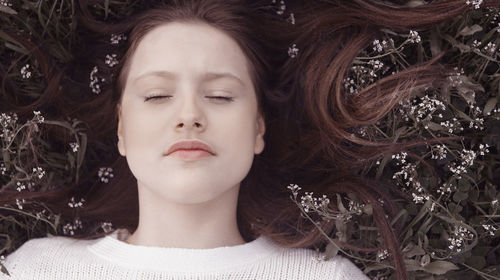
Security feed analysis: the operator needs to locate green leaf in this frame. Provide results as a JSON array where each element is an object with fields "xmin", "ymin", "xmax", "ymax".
[
  {"xmin": 4, "ymin": 42, "xmax": 28, "ymax": 55},
  {"xmin": 404, "ymin": 259, "xmax": 428, "ymax": 272},
  {"xmin": 67, "ymin": 152, "xmax": 75, "ymax": 170},
  {"xmin": 449, "ymin": 202, "xmax": 463, "ymax": 214},
  {"xmin": 391, "ymin": 208, "xmax": 409, "ymax": 227},
  {"xmin": 336, "ymin": 194, "xmax": 347, "ymax": 213},
  {"xmin": 453, "ymin": 191, "xmax": 468, "ymax": 203},
  {"xmin": 483, "ymin": 97, "xmax": 498, "ymax": 115},
  {"xmin": 429, "ymin": 28, "xmax": 442, "ymax": 58},
  {"xmin": 0, "ymin": 263, "xmax": 11, "ymax": 276},
  {"xmin": 2, "ymin": 149, "xmax": 10, "ymax": 167},
  {"xmin": 406, "ymin": 244, "xmax": 425, "ymax": 258},
  {"xmin": 76, "ymin": 132, "xmax": 87, "ymax": 168},
  {"xmin": 420, "ymin": 254, "xmax": 431, "ymax": 266},
  {"xmin": 362, "ymin": 203, "xmax": 372, "ymax": 215},
  {"xmin": 0, "ymin": 5, "xmax": 17, "ymax": 14},
  {"xmin": 458, "ymin": 25, "xmax": 483, "ymax": 36},
  {"xmin": 323, "ymin": 240, "xmax": 339, "ymax": 260},
  {"xmin": 442, "ymin": 34, "xmax": 471, "ymax": 53},
  {"xmin": 363, "ymin": 262, "xmax": 392, "ymax": 274},
  {"xmin": 376, "ymin": 154, "xmax": 391, "ymax": 179},
  {"xmin": 472, "ymin": 246, "xmax": 492, "ymax": 256},
  {"xmin": 0, "ymin": 30, "xmax": 18, "ymax": 44},
  {"xmin": 465, "ymin": 256, "xmax": 486, "ymax": 270},
  {"xmin": 42, "ymin": 120, "xmax": 73, "ymax": 130},
  {"xmin": 425, "ymin": 122, "xmax": 442, "ymax": 131},
  {"xmin": 469, "ymin": 188, "xmax": 479, "ymax": 202},
  {"xmin": 458, "ymin": 179, "xmax": 471, "ymax": 192},
  {"xmin": 423, "ymin": 261, "xmax": 459, "ymax": 275}
]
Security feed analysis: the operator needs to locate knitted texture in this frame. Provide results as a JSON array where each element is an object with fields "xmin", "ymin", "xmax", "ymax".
[{"xmin": 1, "ymin": 228, "xmax": 369, "ymax": 280}]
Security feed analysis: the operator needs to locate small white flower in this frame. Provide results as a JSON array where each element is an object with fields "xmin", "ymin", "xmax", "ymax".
[
  {"xmin": 287, "ymin": 13, "xmax": 295, "ymax": 25},
  {"xmin": 482, "ymin": 224, "xmax": 497, "ymax": 236},
  {"xmin": 69, "ymin": 142, "xmax": 79, "ymax": 153},
  {"xmin": 110, "ymin": 33, "xmax": 127, "ymax": 45},
  {"xmin": 448, "ymin": 225, "xmax": 474, "ymax": 252},
  {"xmin": 36, "ymin": 209, "xmax": 47, "ymax": 219},
  {"xmin": 105, "ymin": 54, "xmax": 119, "ymax": 67},
  {"xmin": 372, "ymin": 39, "xmax": 383, "ymax": 53},
  {"xmin": 466, "ymin": 0, "xmax": 483, "ymax": 9},
  {"xmin": 478, "ymin": 143, "xmax": 488, "ymax": 150},
  {"xmin": 68, "ymin": 196, "xmax": 86, "ymax": 208},
  {"xmin": 0, "ymin": 0, "xmax": 13, "ymax": 7},
  {"xmin": 33, "ymin": 111, "xmax": 44, "ymax": 123},
  {"xmin": 408, "ymin": 30, "xmax": 421, "ymax": 44},
  {"xmin": 16, "ymin": 198, "xmax": 26, "ymax": 210},
  {"xmin": 287, "ymin": 183, "xmax": 302, "ymax": 197},
  {"xmin": 20, "ymin": 64, "xmax": 32, "ymax": 79},
  {"xmin": 288, "ymin": 43, "xmax": 299, "ymax": 58},
  {"xmin": 377, "ymin": 249, "xmax": 389, "ymax": 260},
  {"xmin": 437, "ymin": 182, "xmax": 454, "ymax": 194},
  {"xmin": 0, "ymin": 163, "xmax": 7, "ymax": 175},
  {"xmin": 459, "ymin": 149, "xmax": 477, "ymax": 167},
  {"xmin": 412, "ymin": 192, "xmax": 430, "ymax": 204},
  {"xmin": 89, "ymin": 66, "xmax": 106, "ymax": 94},
  {"xmin": 448, "ymin": 162, "xmax": 467, "ymax": 176},
  {"xmin": 367, "ymin": 59, "xmax": 384, "ymax": 70},
  {"xmin": 431, "ymin": 144, "xmax": 447, "ymax": 160},
  {"xmin": 101, "ymin": 222, "xmax": 114, "ymax": 233},
  {"xmin": 492, "ymin": 198, "xmax": 498, "ymax": 207},
  {"xmin": 0, "ymin": 112, "xmax": 18, "ymax": 144},
  {"xmin": 32, "ymin": 166, "xmax": 45, "ymax": 179},
  {"xmin": 62, "ymin": 218, "xmax": 83, "ymax": 236},
  {"xmin": 483, "ymin": 42, "xmax": 497, "ymax": 55},
  {"xmin": 430, "ymin": 202, "xmax": 436, "ymax": 212},
  {"xmin": 348, "ymin": 200, "xmax": 365, "ymax": 215},
  {"xmin": 275, "ymin": 0, "xmax": 286, "ymax": 15},
  {"xmin": 98, "ymin": 167, "xmax": 114, "ymax": 183},
  {"xmin": 16, "ymin": 181, "xmax": 26, "ymax": 192}
]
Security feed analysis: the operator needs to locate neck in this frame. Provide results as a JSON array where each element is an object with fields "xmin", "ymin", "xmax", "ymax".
[{"xmin": 126, "ymin": 181, "xmax": 245, "ymax": 249}]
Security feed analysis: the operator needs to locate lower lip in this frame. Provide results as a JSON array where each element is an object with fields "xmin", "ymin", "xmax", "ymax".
[{"xmin": 168, "ymin": 149, "xmax": 213, "ymax": 159}]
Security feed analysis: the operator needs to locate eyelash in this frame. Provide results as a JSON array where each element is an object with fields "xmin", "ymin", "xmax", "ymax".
[{"xmin": 144, "ymin": 95, "xmax": 234, "ymax": 103}]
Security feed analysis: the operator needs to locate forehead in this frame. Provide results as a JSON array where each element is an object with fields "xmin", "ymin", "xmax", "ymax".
[{"xmin": 126, "ymin": 22, "xmax": 252, "ymax": 83}]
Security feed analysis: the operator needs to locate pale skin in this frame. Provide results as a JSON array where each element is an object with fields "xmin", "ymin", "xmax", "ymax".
[{"xmin": 116, "ymin": 21, "xmax": 266, "ymax": 249}]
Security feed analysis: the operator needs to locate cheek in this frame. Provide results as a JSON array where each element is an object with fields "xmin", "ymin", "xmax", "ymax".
[
  {"xmin": 122, "ymin": 108, "xmax": 163, "ymax": 146},
  {"xmin": 219, "ymin": 113, "xmax": 257, "ymax": 154}
]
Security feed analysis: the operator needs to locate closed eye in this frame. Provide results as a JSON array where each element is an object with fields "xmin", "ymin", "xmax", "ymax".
[
  {"xmin": 144, "ymin": 95, "xmax": 171, "ymax": 102},
  {"xmin": 208, "ymin": 96, "xmax": 234, "ymax": 102},
  {"xmin": 144, "ymin": 95, "xmax": 234, "ymax": 102}
]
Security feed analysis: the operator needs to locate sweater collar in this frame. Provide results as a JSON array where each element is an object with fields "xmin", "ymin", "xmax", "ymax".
[{"xmin": 86, "ymin": 228, "xmax": 282, "ymax": 272}]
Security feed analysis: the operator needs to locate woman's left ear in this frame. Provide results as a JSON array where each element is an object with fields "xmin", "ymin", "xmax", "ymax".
[
  {"xmin": 117, "ymin": 104, "xmax": 126, "ymax": 157},
  {"xmin": 254, "ymin": 114, "xmax": 265, "ymax": 155}
]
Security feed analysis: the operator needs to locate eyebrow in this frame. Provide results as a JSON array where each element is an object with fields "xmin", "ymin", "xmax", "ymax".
[{"xmin": 132, "ymin": 71, "xmax": 245, "ymax": 86}]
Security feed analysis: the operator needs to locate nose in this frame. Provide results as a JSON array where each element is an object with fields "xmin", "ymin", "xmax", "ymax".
[{"xmin": 174, "ymin": 92, "xmax": 206, "ymax": 132}]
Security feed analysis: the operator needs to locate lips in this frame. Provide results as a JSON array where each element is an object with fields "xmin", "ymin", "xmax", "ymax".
[{"xmin": 165, "ymin": 139, "xmax": 215, "ymax": 156}]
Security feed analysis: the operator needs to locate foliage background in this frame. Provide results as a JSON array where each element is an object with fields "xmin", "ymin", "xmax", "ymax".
[{"xmin": 0, "ymin": 0, "xmax": 499, "ymax": 279}]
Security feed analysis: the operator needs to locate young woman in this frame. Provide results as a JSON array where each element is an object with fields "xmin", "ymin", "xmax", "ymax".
[{"xmin": 1, "ymin": 0, "xmax": 496, "ymax": 279}]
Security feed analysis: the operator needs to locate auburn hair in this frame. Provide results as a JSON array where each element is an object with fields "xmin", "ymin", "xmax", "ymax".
[{"xmin": 2, "ymin": 1, "xmax": 497, "ymax": 279}]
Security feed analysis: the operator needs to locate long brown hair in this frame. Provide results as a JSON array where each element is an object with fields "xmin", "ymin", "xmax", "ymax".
[{"xmin": 2, "ymin": 1, "xmax": 498, "ymax": 279}]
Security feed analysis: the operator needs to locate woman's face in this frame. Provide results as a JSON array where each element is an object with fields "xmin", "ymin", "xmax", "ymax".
[{"xmin": 117, "ymin": 22, "xmax": 265, "ymax": 204}]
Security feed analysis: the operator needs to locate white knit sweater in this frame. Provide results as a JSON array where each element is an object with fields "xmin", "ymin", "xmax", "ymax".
[{"xmin": 0, "ymin": 228, "xmax": 370, "ymax": 280}]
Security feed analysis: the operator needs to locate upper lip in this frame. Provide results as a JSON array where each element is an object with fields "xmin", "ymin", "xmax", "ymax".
[{"xmin": 165, "ymin": 139, "xmax": 215, "ymax": 156}]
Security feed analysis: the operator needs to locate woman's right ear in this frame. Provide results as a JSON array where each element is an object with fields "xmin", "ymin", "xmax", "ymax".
[{"xmin": 117, "ymin": 105, "xmax": 126, "ymax": 157}]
